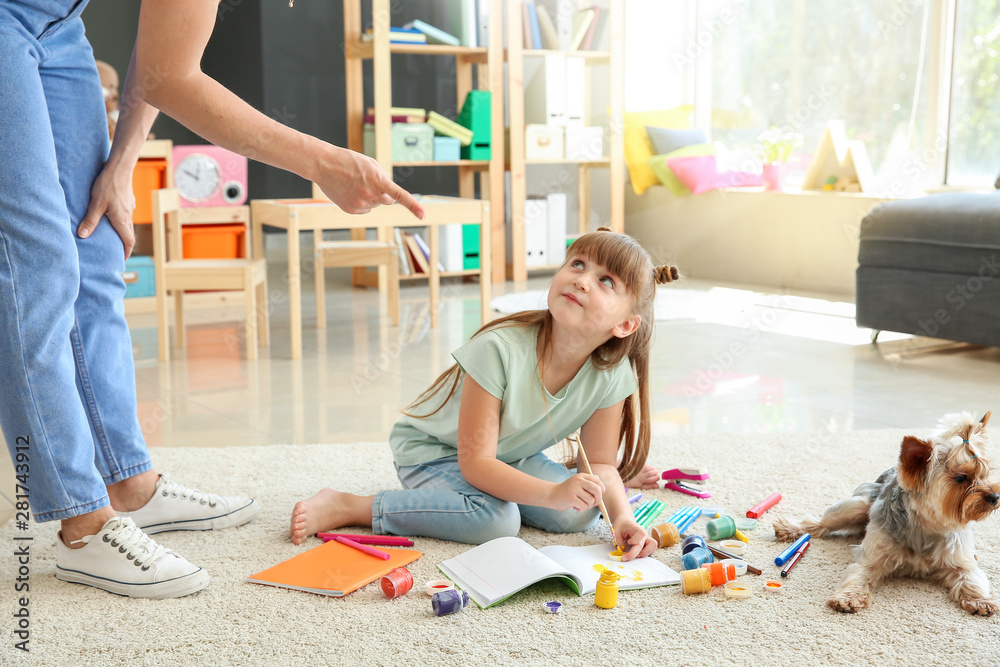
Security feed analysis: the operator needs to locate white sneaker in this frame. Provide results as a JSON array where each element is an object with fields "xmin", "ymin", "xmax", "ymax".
[
  {"xmin": 56, "ymin": 517, "xmax": 209, "ymax": 599},
  {"xmin": 120, "ymin": 474, "xmax": 259, "ymax": 535}
]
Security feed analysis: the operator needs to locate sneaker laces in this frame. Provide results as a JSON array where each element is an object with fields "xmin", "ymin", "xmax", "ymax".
[
  {"xmin": 157, "ymin": 475, "xmax": 217, "ymax": 508},
  {"xmin": 74, "ymin": 518, "xmax": 170, "ymax": 571}
]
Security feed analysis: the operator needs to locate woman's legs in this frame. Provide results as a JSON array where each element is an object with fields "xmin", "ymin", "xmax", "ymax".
[{"xmin": 0, "ymin": 10, "xmax": 128, "ymax": 526}]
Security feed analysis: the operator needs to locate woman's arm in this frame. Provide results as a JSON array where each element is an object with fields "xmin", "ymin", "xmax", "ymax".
[
  {"xmin": 457, "ymin": 377, "xmax": 604, "ymax": 510},
  {"xmin": 133, "ymin": 0, "xmax": 423, "ymax": 218},
  {"xmin": 580, "ymin": 400, "xmax": 657, "ymax": 560}
]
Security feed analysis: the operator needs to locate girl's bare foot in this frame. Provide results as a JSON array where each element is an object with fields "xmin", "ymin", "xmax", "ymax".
[
  {"xmin": 625, "ymin": 463, "xmax": 660, "ymax": 489},
  {"xmin": 289, "ymin": 488, "xmax": 374, "ymax": 545}
]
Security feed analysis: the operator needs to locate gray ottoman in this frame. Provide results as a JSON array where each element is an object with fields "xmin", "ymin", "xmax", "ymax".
[{"xmin": 856, "ymin": 193, "xmax": 1000, "ymax": 346}]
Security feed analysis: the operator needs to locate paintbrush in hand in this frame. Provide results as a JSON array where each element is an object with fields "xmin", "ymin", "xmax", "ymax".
[{"xmin": 576, "ymin": 443, "xmax": 622, "ymax": 554}]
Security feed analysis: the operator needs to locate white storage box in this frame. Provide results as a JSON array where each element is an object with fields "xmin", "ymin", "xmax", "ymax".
[
  {"xmin": 565, "ymin": 126, "xmax": 604, "ymax": 160},
  {"xmin": 525, "ymin": 124, "xmax": 564, "ymax": 161}
]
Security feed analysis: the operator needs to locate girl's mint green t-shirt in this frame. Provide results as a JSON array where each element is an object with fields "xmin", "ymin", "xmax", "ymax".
[{"xmin": 389, "ymin": 324, "xmax": 639, "ymax": 468}]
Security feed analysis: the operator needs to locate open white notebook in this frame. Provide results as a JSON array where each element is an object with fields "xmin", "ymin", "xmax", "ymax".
[{"xmin": 438, "ymin": 536, "xmax": 679, "ymax": 608}]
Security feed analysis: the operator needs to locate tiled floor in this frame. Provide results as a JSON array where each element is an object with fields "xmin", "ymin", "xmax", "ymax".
[{"xmin": 3, "ymin": 253, "xmax": 1000, "ymax": 522}]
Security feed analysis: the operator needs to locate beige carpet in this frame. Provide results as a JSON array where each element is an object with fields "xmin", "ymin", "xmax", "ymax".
[{"xmin": 3, "ymin": 427, "xmax": 999, "ymax": 666}]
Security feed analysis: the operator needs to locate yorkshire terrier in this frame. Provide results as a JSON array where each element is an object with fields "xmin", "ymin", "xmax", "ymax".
[{"xmin": 773, "ymin": 412, "xmax": 999, "ymax": 616}]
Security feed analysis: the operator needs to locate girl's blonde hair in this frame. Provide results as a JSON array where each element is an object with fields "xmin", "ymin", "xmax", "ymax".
[{"xmin": 403, "ymin": 228, "xmax": 679, "ymax": 482}]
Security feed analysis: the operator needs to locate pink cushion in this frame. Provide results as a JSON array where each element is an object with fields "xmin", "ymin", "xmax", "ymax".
[{"xmin": 665, "ymin": 156, "xmax": 763, "ymax": 194}]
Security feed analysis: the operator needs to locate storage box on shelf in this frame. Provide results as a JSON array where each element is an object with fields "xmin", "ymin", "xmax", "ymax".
[{"xmin": 344, "ymin": 0, "xmax": 505, "ymax": 284}]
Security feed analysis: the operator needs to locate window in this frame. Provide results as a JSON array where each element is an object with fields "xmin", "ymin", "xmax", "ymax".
[
  {"xmin": 947, "ymin": 0, "xmax": 1000, "ymax": 186},
  {"xmin": 703, "ymin": 0, "xmax": 932, "ymax": 192}
]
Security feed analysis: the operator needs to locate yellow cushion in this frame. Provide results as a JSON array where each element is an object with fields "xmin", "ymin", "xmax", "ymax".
[{"xmin": 624, "ymin": 106, "xmax": 693, "ymax": 195}]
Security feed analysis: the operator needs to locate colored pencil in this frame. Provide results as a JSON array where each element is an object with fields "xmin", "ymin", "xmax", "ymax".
[
  {"xmin": 317, "ymin": 533, "xmax": 414, "ymax": 546},
  {"xmin": 334, "ymin": 536, "xmax": 390, "ymax": 560},
  {"xmin": 639, "ymin": 501, "xmax": 665, "ymax": 529}
]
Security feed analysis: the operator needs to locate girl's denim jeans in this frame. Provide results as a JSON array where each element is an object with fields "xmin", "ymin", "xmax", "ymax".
[
  {"xmin": 372, "ymin": 454, "xmax": 599, "ymax": 544},
  {"xmin": 0, "ymin": 1, "xmax": 152, "ymax": 522}
]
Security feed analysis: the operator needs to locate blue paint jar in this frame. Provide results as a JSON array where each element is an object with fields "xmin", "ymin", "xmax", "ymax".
[
  {"xmin": 680, "ymin": 535, "xmax": 708, "ymax": 555},
  {"xmin": 432, "ymin": 589, "xmax": 470, "ymax": 616},
  {"xmin": 680, "ymin": 546, "xmax": 714, "ymax": 571}
]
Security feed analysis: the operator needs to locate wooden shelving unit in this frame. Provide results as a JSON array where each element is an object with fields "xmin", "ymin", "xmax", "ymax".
[
  {"xmin": 505, "ymin": 0, "xmax": 625, "ymax": 282},
  {"xmin": 341, "ymin": 0, "xmax": 506, "ymax": 285}
]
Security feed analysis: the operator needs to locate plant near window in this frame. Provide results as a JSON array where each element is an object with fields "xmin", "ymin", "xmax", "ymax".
[{"xmin": 756, "ymin": 127, "xmax": 803, "ymax": 165}]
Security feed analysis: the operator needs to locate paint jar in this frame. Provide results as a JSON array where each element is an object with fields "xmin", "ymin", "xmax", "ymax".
[
  {"xmin": 706, "ymin": 515, "xmax": 736, "ymax": 540},
  {"xmin": 679, "ymin": 567, "xmax": 712, "ymax": 595},
  {"xmin": 424, "ymin": 579, "xmax": 454, "ymax": 596},
  {"xmin": 700, "ymin": 561, "xmax": 737, "ymax": 586},
  {"xmin": 680, "ymin": 535, "xmax": 708, "ymax": 555},
  {"xmin": 721, "ymin": 558, "xmax": 748, "ymax": 576},
  {"xmin": 594, "ymin": 569, "xmax": 621, "ymax": 609},
  {"xmin": 380, "ymin": 567, "xmax": 413, "ymax": 599},
  {"xmin": 719, "ymin": 540, "xmax": 746, "ymax": 556},
  {"xmin": 680, "ymin": 546, "xmax": 713, "ymax": 571},
  {"xmin": 431, "ymin": 589, "xmax": 470, "ymax": 616},
  {"xmin": 650, "ymin": 522, "xmax": 680, "ymax": 548}
]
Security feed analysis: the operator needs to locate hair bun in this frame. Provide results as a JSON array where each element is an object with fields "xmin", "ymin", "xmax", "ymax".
[
  {"xmin": 654, "ymin": 264, "xmax": 680, "ymax": 284},
  {"xmin": 597, "ymin": 226, "xmax": 614, "ymax": 232}
]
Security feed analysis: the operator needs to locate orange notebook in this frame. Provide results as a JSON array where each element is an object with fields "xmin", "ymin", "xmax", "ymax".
[{"xmin": 247, "ymin": 540, "xmax": 422, "ymax": 597}]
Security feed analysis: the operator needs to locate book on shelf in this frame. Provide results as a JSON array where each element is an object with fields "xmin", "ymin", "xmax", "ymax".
[
  {"xmin": 403, "ymin": 20, "xmax": 460, "ymax": 46},
  {"xmin": 526, "ymin": 2, "xmax": 542, "ymax": 50},
  {"xmin": 438, "ymin": 536, "xmax": 680, "ymax": 609},
  {"xmin": 448, "ymin": 0, "xmax": 478, "ymax": 47},
  {"xmin": 427, "ymin": 111, "xmax": 474, "ymax": 146},
  {"xmin": 535, "ymin": 5, "xmax": 560, "ymax": 50},
  {"xmin": 360, "ymin": 26, "xmax": 428, "ymax": 44},
  {"xmin": 554, "ymin": 0, "xmax": 576, "ymax": 49},
  {"xmin": 403, "ymin": 233, "xmax": 429, "ymax": 273},
  {"xmin": 476, "ymin": 0, "xmax": 491, "ymax": 47},
  {"xmin": 367, "ymin": 106, "xmax": 427, "ymax": 119},
  {"xmin": 363, "ymin": 113, "xmax": 427, "ymax": 124},
  {"xmin": 570, "ymin": 8, "xmax": 595, "ymax": 50},
  {"xmin": 412, "ymin": 232, "xmax": 445, "ymax": 272},
  {"xmin": 579, "ymin": 5, "xmax": 603, "ymax": 50},
  {"xmin": 392, "ymin": 227, "xmax": 411, "ymax": 276}
]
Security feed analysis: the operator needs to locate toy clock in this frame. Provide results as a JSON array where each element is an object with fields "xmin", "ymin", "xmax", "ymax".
[{"xmin": 172, "ymin": 145, "xmax": 249, "ymax": 208}]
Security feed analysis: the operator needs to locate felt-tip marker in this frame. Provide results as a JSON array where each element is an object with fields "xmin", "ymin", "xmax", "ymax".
[{"xmin": 780, "ymin": 541, "xmax": 810, "ymax": 577}]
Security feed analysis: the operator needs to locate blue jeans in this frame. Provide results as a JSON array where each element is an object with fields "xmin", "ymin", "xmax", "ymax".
[
  {"xmin": 372, "ymin": 454, "xmax": 599, "ymax": 544},
  {"xmin": 0, "ymin": 1, "xmax": 152, "ymax": 522}
]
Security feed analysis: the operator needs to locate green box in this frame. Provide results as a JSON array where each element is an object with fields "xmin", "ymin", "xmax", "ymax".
[
  {"xmin": 363, "ymin": 123, "xmax": 434, "ymax": 161},
  {"xmin": 462, "ymin": 224, "xmax": 480, "ymax": 270},
  {"xmin": 457, "ymin": 91, "xmax": 491, "ymax": 161}
]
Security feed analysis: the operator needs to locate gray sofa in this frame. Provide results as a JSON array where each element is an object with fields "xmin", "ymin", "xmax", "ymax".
[{"xmin": 856, "ymin": 192, "xmax": 1000, "ymax": 347}]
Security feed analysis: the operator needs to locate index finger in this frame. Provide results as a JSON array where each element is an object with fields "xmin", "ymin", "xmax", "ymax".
[{"xmin": 385, "ymin": 181, "xmax": 425, "ymax": 220}]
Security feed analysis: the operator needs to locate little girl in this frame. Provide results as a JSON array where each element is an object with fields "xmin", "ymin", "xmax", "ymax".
[{"xmin": 290, "ymin": 228, "xmax": 678, "ymax": 561}]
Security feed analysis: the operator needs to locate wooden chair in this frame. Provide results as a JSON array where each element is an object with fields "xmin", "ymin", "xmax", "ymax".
[
  {"xmin": 314, "ymin": 237, "xmax": 400, "ymax": 328},
  {"xmin": 151, "ymin": 188, "xmax": 269, "ymax": 362},
  {"xmin": 308, "ymin": 183, "xmax": 400, "ymax": 328}
]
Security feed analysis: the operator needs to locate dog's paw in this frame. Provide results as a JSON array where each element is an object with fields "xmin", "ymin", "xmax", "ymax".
[
  {"xmin": 772, "ymin": 517, "xmax": 804, "ymax": 542},
  {"xmin": 961, "ymin": 597, "xmax": 999, "ymax": 616},
  {"xmin": 827, "ymin": 591, "xmax": 871, "ymax": 613}
]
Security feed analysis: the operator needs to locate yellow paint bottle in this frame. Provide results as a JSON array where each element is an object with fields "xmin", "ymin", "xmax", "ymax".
[{"xmin": 594, "ymin": 569, "xmax": 621, "ymax": 609}]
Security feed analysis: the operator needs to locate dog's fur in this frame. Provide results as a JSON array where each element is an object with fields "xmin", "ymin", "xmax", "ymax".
[{"xmin": 773, "ymin": 412, "xmax": 1000, "ymax": 615}]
